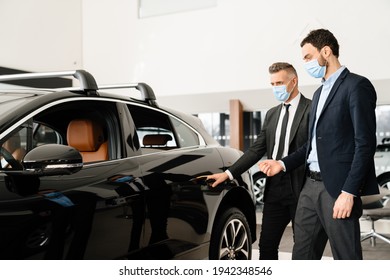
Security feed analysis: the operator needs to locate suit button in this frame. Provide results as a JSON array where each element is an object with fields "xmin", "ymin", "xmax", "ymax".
[{"xmin": 317, "ymin": 136, "xmax": 322, "ymax": 140}]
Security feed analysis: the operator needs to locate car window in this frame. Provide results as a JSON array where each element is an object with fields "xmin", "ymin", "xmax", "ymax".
[
  {"xmin": 1, "ymin": 121, "xmax": 65, "ymax": 169},
  {"xmin": 33, "ymin": 123, "xmax": 63, "ymax": 146},
  {"xmin": 32, "ymin": 99, "xmax": 121, "ymax": 163},
  {"xmin": 0, "ymin": 126, "xmax": 28, "ymax": 169},
  {"xmin": 169, "ymin": 116, "xmax": 199, "ymax": 147},
  {"xmin": 128, "ymin": 105, "xmax": 199, "ymax": 152},
  {"xmin": 128, "ymin": 105, "xmax": 176, "ymax": 150}
]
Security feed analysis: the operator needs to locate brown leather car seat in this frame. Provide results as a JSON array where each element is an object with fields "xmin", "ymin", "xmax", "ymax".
[
  {"xmin": 67, "ymin": 119, "xmax": 108, "ymax": 163},
  {"xmin": 1, "ymin": 133, "xmax": 26, "ymax": 168}
]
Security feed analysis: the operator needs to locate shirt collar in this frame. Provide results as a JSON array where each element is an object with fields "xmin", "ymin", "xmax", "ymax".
[
  {"xmin": 321, "ymin": 66, "xmax": 346, "ymax": 86},
  {"xmin": 284, "ymin": 92, "xmax": 301, "ymax": 108}
]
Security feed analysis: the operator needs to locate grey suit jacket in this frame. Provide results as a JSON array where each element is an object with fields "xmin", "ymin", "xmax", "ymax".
[{"xmin": 229, "ymin": 94, "xmax": 311, "ymax": 201}]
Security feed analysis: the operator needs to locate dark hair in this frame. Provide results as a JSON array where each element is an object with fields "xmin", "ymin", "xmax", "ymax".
[
  {"xmin": 300, "ymin": 29, "xmax": 339, "ymax": 58},
  {"xmin": 268, "ymin": 62, "xmax": 297, "ymax": 77}
]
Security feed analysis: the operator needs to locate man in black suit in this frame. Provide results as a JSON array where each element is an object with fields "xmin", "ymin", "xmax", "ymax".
[
  {"xmin": 207, "ymin": 62, "xmax": 311, "ymax": 259},
  {"xmin": 259, "ymin": 29, "xmax": 379, "ymax": 260}
]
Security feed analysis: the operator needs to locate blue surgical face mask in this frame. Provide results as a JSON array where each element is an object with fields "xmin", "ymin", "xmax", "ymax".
[
  {"xmin": 272, "ymin": 79, "xmax": 294, "ymax": 102},
  {"xmin": 304, "ymin": 58, "xmax": 326, "ymax": 78}
]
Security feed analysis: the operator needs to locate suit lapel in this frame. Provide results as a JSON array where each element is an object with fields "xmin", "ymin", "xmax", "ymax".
[
  {"xmin": 309, "ymin": 88, "xmax": 321, "ymax": 141},
  {"xmin": 306, "ymin": 68, "xmax": 349, "ymax": 153},
  {"xmin": 267, "ymin": 104, "xmax": 283, "ymax": 153},
  {"xmin": 289, "ymin": 95, "xmax": 308, "ymax": 145},
  {"xmin": 318, "ymin": 68, "xmax": 349, "ymax": 121}
]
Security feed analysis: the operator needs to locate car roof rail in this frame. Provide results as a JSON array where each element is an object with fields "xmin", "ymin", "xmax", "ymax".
[
  {"xmin": 0, "ymin": 70, "xmax": 98, "ymax": 96},
  {"xmin": 98, "ymin": 83, "xmax": 157, "ymax": 106}
]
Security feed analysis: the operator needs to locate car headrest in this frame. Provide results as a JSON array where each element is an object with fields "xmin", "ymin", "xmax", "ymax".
[
  {"xmin": 143, "ymin": 134, "xmax": 172, "ymax": 146},
  {"xmin": 67, "ymin": 119, "xmax": 105, "ymax": 152}
]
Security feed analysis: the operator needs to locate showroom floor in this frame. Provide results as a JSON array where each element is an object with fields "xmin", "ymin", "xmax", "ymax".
[{"xmin": 252, "ymin": 210, "xmax": 390, "ymax": 260}]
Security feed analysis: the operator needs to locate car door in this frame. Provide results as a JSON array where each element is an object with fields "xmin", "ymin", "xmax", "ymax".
[
  {"xmin": 0, "ymin": 98, "xmax": 146, "ymax": 260},
  {"xmin": 125, "ymin": 104, "xmax": 227, "ymax": 259}
]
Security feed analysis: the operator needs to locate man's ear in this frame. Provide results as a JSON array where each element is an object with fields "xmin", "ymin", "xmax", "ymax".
[
  {"xmin": 322, "ymin": 46, "xmax": 332, "ymax": 58},
  {"xmin": 291, "ymin": 76, "xmax": 298, "ymax": 88}
]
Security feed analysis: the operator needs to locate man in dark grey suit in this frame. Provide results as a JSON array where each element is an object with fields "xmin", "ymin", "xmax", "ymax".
[
  {"xmin": 207, "ymin": 62, "xmax": 311, "ymax": 259},
  {"xmin": 260, "ymin": 29, "xmax": 379, "ymax": 259}
]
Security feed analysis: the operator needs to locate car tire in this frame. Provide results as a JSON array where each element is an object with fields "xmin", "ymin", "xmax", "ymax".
[
  {"xmin": 253, "ymin": 172, "xmax": 266, "ymax": 205},
  {"xmin": 377, "ymin": 173, "xmax": 390, "ymax": 207},
  {"xmin": 209, "ymin": 207, "xmax": 252, "ymax": 260}
]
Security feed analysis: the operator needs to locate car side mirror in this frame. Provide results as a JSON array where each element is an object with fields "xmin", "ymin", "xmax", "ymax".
[
  {"xmin": 2, "ymin": 144, "xmax": 83, "ymax": 177},
  {"xmin": 21, "ymin": 144, "xmax": 83, "ymax": 176},
  {"xmin": 1, "ymin": 144, "xmax": 82, "ymax": 196}
]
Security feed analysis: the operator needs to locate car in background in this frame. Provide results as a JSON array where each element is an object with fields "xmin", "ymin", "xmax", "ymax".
[
  {"xmin": 250, "ymin": 164, "xmax": 266, "ymax": 206},
  {"xmin": 373, "ymin": 104, "xmax": 390, "ymax": 207},
  {"xmin": 0, "ymin": 70, "xmax": 257, "ymax": 260},
  {"xmin": 374, "ymin": 139, "xmax": 390, "ymax": 207}
]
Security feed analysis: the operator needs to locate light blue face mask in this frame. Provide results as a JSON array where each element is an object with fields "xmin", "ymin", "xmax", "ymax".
[
  {"xmin": 272, "ymin": 80, "xmax": 294, "ymax": 102},
  {"xmin": 304, "ymin": 58, "xmax": 326, "ymax": 78}
]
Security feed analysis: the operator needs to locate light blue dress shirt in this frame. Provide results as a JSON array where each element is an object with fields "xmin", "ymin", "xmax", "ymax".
[{"xmin": 307, "ymin": 66, "xmax": 346, "ymax": 172}]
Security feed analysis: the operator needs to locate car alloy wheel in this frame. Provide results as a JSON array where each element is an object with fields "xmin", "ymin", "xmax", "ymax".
[
  {"xmin": 209, "ymin": 207, "xmax": 252, "ymax": 260},
  {"xmin": 253, "ymin": 172, "xmax": 266, "ymax": 205}
]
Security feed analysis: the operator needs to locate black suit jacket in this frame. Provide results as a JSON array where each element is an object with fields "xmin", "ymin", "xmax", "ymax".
[
  {"xmin": 283, "ymin": 68, "xmax": 379, "ymax": 198},
  {"xmin": 229, "ymin": 94, "xmax": 311, "ymax": 201}
]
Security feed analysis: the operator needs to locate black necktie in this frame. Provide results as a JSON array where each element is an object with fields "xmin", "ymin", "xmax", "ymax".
[{"xmin": 276, "ymin": 104, "xmax": 290, "ymax": 160}]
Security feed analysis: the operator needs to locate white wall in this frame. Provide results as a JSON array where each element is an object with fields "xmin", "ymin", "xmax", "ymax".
[
  {"xmin": 0, "ymin": 0, "xmax": 82, "ymax": 72},
  {"xmin": 81, "ymin": 0, "xmax": 390, "ymax": 112},
  {"xmin": 1, "ymin": 0, "xmax": 390, "ymax": 112}
]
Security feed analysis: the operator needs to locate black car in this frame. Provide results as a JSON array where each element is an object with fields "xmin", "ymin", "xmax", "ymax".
[{"xmin": 0, "ymin": 70, "xmax": 256, "ymax": 260}]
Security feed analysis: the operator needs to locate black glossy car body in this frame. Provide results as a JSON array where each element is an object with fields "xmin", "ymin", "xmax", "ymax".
[{"xmin": 0, "ymin": 70, "xmax": 256, "ymax": 260}]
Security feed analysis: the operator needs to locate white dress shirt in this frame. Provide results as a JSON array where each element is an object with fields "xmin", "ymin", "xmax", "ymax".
[
  {"xmin": 226, "ymin": 93, "xmax": 302, "ymax": 180},
  {"xmin": 272, "ymin": 93, "xmax": 301, "ymax": 160},
  {"xmin": 307, "ymin": 66, "xmax": 346, "ymax": 172}
]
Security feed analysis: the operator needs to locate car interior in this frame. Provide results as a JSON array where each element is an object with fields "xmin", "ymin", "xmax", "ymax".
[
  {"xmin": 66, "ymin": 119, "xmax": 109, "ymax": 163},
  {"xmin": 32, "ymin": 100, "xmax": 119, "ymax": 163}
]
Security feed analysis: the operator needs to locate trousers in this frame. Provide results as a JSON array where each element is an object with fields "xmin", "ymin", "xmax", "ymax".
[
  {"xmin": 259, "ymin": 200, "xmax": 297, "ymax": 260},
  {"xmin": 292, "ymin": 178, "xmax": 363, "ymax": 260}
]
